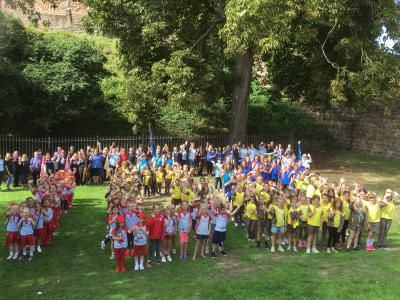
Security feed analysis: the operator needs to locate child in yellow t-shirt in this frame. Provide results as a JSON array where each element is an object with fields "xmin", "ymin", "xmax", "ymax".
[
  {"xmin": 298, "ymin": 193, "xmax": 309, "ymax": 248},
  {"xmin": 326, "ymin": 198, "xmax": 344, "ymax": 253},
  {"xmin": 245, "ymin": 197, "xmax": 258, "ymax": 241},
  {"xmin": 142, "ymin": 167, "xmax": 151, "ymax": 197},
  {"xmin": 270, "ymin": 198, "xmax": 287, "ymax": 253},
  {"xmin": 232, "ymin": 185, "xmax": 246, "ymax": 227},
  {"xmin": 287, "ymin": 198, "xmax": 300, "ymax": 252},
  {"xmin": 155, "ymin": 167, "xmax": 164, "ymax": 196},
  {"xmin": 320, "ymin": 193, "xmax": 331, "ymax": 247},
  {"xmin": 307, "ymin": 195, "xmax": 323, "ymax": 254}
]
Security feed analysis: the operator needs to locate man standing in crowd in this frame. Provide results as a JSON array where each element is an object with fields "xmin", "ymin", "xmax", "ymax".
[{"xmin": 30, "ymin": 151, "xmax": 41, "ymax": 186}]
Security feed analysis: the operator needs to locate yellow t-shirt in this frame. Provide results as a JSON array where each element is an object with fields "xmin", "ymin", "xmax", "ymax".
[
  {"xmin": 365, "ymin": 202, "xmax": 381, "ymax": 223},
  {"xmin": 268, "ymin": 204, "xmax": 276, "ymax": 220},
  {"xmin": 246, "ymin": 202, "xmax": 258, "ymax": 220},
  {"xmin": 166, "ymin": 170, "xmax": 173, "ymax": 180},
  {"xmin": 329, "ymin": 208, "xmax": 342, "ymax": 228},
  {"xmin": 342, "ymin": 201, "xmax": 351, "ymax": 220},
  {"xmin": 156, "ymin": 172, "xmax": 164, "ymax": 183},
  {"xmin": 233, "ymin": 191, "xmax": 245, "ymax": 206},
  {"xmin": 143, "ymin": 171, "xmax": 151, "ymax": 185},
  {"xmin": 308, "ymin": 205, "xmax": 323, "ymax": 227},
  {"xmin": 295, "ymin": 179, "xmax": 303, "ymax": 190},
  {"xmin": 380, "ymin": 202, "xmax": 395, "ymax": 220},
  {"xmin": 255, "ymin": 183, "xmax": 263, "ymax": 195},
  {"xmin": 321, "ymin": 202, "xmax": 331, "ymax": 222},
  {"xmin": 260, "ymin": 191, "xmax": 270, "ymax": 202},
  {"xmin": 299, "ymin": 205, "xmax": 309, "ymax": 222},
  {"xmin": 274, "ymin": 206, "xmax": 286, "ymax": 227},
  {"xmin": 287, "ymin": 207, "xmax": 300, "ymax": 228},
  {"xmin": 171, "ymin": 185, "xmax": 182, "ymax": 200}
]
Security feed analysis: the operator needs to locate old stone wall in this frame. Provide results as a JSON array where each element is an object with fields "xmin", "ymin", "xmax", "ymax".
[
  {"xmin": 312, "ymin": 110, "xmax": 400, "ymax": 159},
  {"xmin": 0, "ymin": 0, "xmax": 87, "ymax": 32}
]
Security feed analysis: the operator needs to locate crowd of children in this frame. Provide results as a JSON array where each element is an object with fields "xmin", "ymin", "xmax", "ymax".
[
  {"xmin": 4, "ymin": 170, "xmax": 75, "ymax": 260},
  {"xmin": 100, "ymin": 141, "xmax": 399, "ymax": 272}
]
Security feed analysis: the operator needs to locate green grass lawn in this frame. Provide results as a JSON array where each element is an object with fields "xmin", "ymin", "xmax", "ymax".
[{"xmin": 0, "ymin": 152, "xmax": 399, "ymax": 300}]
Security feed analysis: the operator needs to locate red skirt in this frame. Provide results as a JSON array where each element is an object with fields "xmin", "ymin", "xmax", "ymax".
[
  {"xmin": 6, "ymin": 231, "xmax": 19, "ymax": 246},
  {"xmin": 19, "ymin": 234, "xmax": 35, "ymax": 247}
]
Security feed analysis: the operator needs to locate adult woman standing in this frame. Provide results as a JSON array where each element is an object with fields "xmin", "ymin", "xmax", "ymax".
[
  {"xmin": 4, "ymin": 153, "xmax": 14, "ymax": 191},
  {"xmin": 89, "ymin": 146, "xmax": 103, "ymax": 185}
]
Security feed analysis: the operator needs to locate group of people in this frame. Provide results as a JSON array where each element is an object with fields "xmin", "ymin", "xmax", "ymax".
[
  {"xmin": 4, "ymin": 170, "xmax": 75, "ymax": 260},
  {"xmin": 100, "ymin": 140, "xmax": 399, "ymax": 273}
]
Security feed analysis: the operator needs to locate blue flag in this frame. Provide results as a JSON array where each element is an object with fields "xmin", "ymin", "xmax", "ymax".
[
  {"xmin": 298, "ymin": 141, "xmax": 302, "ymax": 162},
  {"xmin": 149, "ymin": 124, "xmax": 156, "ymax": 157}
]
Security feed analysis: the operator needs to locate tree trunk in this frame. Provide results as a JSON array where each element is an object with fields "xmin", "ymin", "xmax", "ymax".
[{"xmin": 229, "ymin": 48, "xmax": 254, "ymax": 144}]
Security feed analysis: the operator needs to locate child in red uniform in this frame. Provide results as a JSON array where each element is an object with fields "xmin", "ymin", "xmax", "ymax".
[
  {"xmin": 112, "ymin": 216, "xmax": 128, "ymax": 272},
  {"xmin": 18, "ymin": 208, "xmax": 36, "ymax": 260},
  {"xmin": 5, "ymin": 204, "xmax": 20, "ymax": 260},
  {"xmin": 146, "ymin": 204, "xmax": 165, "ymax": 267},
  {"xmin": 131, "ymin": 212, "xmax": 148, "ymax": 271},
  {"xmin": 42, "ymin": 199, "xmax": 54, "ymax": 246},
  {"xmin": 33, "ymin": 204, "xmax": 45, "ymax": 253}
]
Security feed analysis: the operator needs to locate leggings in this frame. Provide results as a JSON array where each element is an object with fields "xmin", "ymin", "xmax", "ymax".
[
  {"xmin": 233, "ymin": 205, "xmax": 244, "ymax": 224},
  {"xmin": 0, "ymin": 172, "xmax": 3, "ymax": 187},
  {"xmin": 298, "ymin": 220, "xmax": 308, "ymax": 241},
  {"xmin": 144, "ymin": 185, "xmax": 151, "ymax": 197},
  {"xmin": 156, "ymin": 182, "xmax": 162, "ymax": 194},
  {"xmin": 61, "ymin": 199, "xmax": 68, "ymax": 212},
  {"xmin": 127, "ymin": 233, "xmax": 134, "ymax": 250},
  {"xmin": 378, "ymin": 218, "xmax": 392, "ymax": 246},
  {"xmin": 247, "ymin": 219, "xmax": 257, "ymax": 240},
  {"xmin": 165, "ymin": 179, "xmax": 171, "ymax": 194},
  {"xmin": 206, "ymin": 161, "xmax": 213, "ymax": 175},
  {"xmin": 147, "ymin": 239, "xmax": 161, "ymax": 263},
  {"xmin": 320, "ymin": 222, "xmax": 328, "ymax": 246},
  {"xmin": 114, "ymin": 248, "xmax": 126, "ymax": 270},
  {"xmin": 257, "ymin": 219, "xmax": 268, "ymax": 241},
  {"xmin": 340, "ymin": 219, "xmax": 349, "ymax": 243},
  {"xmin": 214, "ymin": 177, "xmax": 222, "ymax": 190},
  {"xmin": 327, "ymin": 226, "xmax": 339, "ymax": 248}
]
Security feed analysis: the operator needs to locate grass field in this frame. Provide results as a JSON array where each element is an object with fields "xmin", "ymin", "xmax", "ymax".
[{"xmin": 0, "ymin": 152, "xmax": 399, "ymax": 300}]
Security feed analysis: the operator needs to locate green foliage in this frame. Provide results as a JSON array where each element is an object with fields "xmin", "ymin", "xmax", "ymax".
[{"xmin": 248, "ymin": 82, "xmax": 329, "ymax": 138}]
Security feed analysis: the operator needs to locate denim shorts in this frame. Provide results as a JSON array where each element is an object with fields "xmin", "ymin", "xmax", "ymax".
[{"xmin": 271, "ymin": 225, "xmax": 285, "ymax": 234}]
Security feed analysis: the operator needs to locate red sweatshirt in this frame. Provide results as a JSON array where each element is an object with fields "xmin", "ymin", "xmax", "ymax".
[{"xmin": 147, "ymin": 213, "xmax": 165, "ymax": 240}]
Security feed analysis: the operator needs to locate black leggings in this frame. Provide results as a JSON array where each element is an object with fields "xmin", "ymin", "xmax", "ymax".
[
  {"xmin": 206, "ymin": 161, "xmax": 213, "ymax": 175},
  {"xmin": 214, "ymin": 177, "xmax": 222, "ymax": 190},
  {"xmin": 340, "ymin": 220, "xmax": 349, "ymax": 243},
  {"xmin": 247, "ymin": 219, "xmax": 257, "ymax": 240},
  {"xmin": 327, "ymin": 226, "xmax": 339, "ymax": 248},
  {"xmin": 147, "ymin": 239, "xmax": 161, "ymax": 263}
]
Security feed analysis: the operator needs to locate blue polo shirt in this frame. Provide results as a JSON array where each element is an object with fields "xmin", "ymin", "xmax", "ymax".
[{"xmin": 90, "ymin": 154, "xmax": 104, "ymax": 169}]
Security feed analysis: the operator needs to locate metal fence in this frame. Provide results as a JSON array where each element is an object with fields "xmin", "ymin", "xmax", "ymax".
[{"xmin": 0, "ymin": 131, "xmax": 333, "ymax": 157}]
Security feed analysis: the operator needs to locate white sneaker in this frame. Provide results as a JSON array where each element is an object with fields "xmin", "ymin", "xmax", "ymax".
[
  {"xmin": 271, "ymin": 246, "xmax": 276, "ymax": 253},
  {"xmin": 278, "ymin": 246, "xmax": 285, "ymax": 252},
  {"xmin": 332, "ymin": 248, "xmax": 339, "ymax": 253},
  {"xmin": 7, "ymin": 253, "xmax": 13, "ymax": 260},
  {"xmin": 37, "ymin": 246, "xmax": 42, "ymax": 253},
  {"xmin": 134, "ymin": 264, "xmax": 139, "ymax": 271},
  {"xmin": 327, "ymin": 248, "xmax": 331, "ymax": 254},
  {"xmin": 231, "ymin": 217, "xmax": 235, "ymax": 222},
  {"xmin": 312, "ymin": 248, "xmax": 320, "ymax": 254},
  {"xmin": 110, "ymin": 253, "xmax": 115, "ymax": 260},
  {"xmin": 139, "ymin": 263, "xmax": 144, "ymax": 270},
  {"xmin": 161, "ymin": 256, "xmax": 166, "ymax": 263},
  {"xmin": 234, "ymin": 222, "xmax": 238, "ymax": 227},
  {"xmin": 172, "ymin": 249, "xmax": 176, "ymax": 254},
  {"xmin": 306, "ymin": 248, "xmax": 311, "ymax": 254},
  {"xmin": 12, "ymin": 253, "xmax": 19, "ymax": 260},
  {"xmin": 205, "ymin": 247, "xmax": 210, "ymax": 254},
  {"xmin": 293, "ymin": 247, "xmax": 298, "ymax": 252},
  {"xmin": 101, "ymin": 241, "xmax": 106, "ymax": 250},
  {"xmin": 287, "ymin": 246, "xmax": 292, "ymax": 251},
  {"xmin": 166, "ymin": 255, "xmax": 172, "ymax": 262}
]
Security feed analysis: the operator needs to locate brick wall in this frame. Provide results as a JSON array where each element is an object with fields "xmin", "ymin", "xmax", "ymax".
[
  {"xmin": 1, "ymin": 0, "xmax": 87, "ymax": 32},
  {"xmin": 311, "ymin": 110, "xmax": 400, "ymax": 159}
]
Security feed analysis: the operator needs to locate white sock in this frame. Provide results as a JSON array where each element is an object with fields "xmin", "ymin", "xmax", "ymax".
[
  {"xmin": 134, "ymin": 257, "xmax": 138, "ymax": 265},
  {"xmin": 23, "ymin": 251, "xmax": 27, "ymax": 256},
  {"xmin": 140, "ymin": 256, "xmax": 144, "ymax": 265}
]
